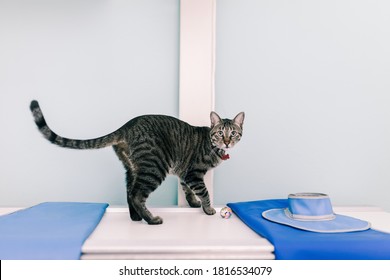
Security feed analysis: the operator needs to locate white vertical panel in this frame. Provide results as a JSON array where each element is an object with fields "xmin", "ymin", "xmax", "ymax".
[{"xmin": 179, "ymin": 0, "xmax": 216, "ymax": 206}]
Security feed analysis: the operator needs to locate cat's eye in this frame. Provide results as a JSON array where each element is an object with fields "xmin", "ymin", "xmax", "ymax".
[
  {"xmin": 231, "ymin": 131, "xmax": 237, "ymax": 136},
  {"xmin": 218, "ymin": 131, "xmax": 224, "ymax": 136}
]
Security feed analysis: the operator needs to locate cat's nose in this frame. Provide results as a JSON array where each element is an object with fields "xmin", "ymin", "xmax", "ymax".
[{"xmin": 224, "ymin": 139, "xmax": 230, "ymax": 147}]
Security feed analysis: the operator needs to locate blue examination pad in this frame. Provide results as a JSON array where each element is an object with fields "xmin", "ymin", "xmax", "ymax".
[
  {"xmin": 228, "ymin": 199, "xmax": 390, "ymax": 260},
  {"xmin": 0, "ymin": 202, "xmax": 108, "ymax": 260}
]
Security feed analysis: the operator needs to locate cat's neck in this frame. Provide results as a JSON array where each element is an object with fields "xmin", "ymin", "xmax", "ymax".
[{"xmin": 211, "ymin": 145, "xmax": 230, "ymax": 161}]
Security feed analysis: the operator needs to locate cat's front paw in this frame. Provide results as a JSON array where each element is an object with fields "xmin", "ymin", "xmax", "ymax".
[
  {"xmin": 147, "ymin": 216, "xmax": 163, "ymax": 225},
  {"xmin": 202, "ymin": 206, "xmax": 216, "ymax": 215},
  {"xmin": 186, "ymin": 195, "xmax": 201, "ymax": 208}
]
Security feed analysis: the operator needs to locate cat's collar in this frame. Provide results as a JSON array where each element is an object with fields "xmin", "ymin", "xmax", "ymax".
[
  {"xmin": 221, "ymin": 154, "xmax": 230, "ymax": 160},
  {"xmin": 212, "ymin": 146, "xmax": 230, "ymax": 161}
]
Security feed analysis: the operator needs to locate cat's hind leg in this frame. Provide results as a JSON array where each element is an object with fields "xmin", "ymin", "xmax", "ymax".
[
  {"xmin": 115, "ymin": 145, "xmax": 167, "ymax": 225},
  {"xmin": 125, "ymin": 170, "xmax": 142, "ymax": 221},
  {"xmin": 130, "ymin": 162, "xmax": 167, "ymax": 225},
  {"xmin": 113, "ymin": 145, "xmax": 142, "ymax": 222},
  {"xmin": 131, "ymin": 189, "xmax": 163, "ymax": 225}
]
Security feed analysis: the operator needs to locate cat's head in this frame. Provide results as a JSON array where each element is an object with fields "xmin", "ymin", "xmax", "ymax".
[{"xmin": 210, "ymin": 111, "xmax": 245, "ymax": 150}]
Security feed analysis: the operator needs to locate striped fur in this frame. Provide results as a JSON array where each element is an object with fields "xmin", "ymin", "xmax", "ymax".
[{"xmin": 30, "ymin": 100, "xmax": 244, "ymax": 225}]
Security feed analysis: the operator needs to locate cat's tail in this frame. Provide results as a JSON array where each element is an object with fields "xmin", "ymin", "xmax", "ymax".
[{"xmin": 30, "ymin": 100, "xmax": 121, "ymax": 150}]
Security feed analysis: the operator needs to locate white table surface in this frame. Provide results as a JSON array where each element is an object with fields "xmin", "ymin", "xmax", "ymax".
[
  {"xmin": 1, "ymin": 205, "xmax": 390, "ymax": 260},
  {"xmin": 81, "ymin": 207, "xmax": 275, "ymax": 260}
]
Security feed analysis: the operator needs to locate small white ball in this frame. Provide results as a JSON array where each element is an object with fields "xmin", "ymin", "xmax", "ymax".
[{"xmin": 220, "ymin": 206, "xmax": 232, "ymax": 219}]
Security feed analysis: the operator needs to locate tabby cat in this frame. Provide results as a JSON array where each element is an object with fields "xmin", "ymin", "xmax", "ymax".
[{"xmin": 30, "ymin": 100, "xmax": 244, "ymax": 225}]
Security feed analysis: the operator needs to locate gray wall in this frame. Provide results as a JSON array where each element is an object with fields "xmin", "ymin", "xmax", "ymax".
[
  {"xmin": 0, "ymin": 0, "xmax": 179, "ymax": 207},
  {"xmin": 214, "ymin": 0, "xmax": 390, "ymax": 211},
  {"xmin": 1, "ymin": 0, "xmax": 390, "ymax": 211}
]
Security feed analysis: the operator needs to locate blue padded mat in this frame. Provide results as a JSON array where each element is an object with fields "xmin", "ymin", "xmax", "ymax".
[
  {"xmin": 0, "ymin": 202, "xmax": 108, "ymax": 260},
  {"xmin": 228, "ymin": 199, "xmax": 390, "ymax": 260}
]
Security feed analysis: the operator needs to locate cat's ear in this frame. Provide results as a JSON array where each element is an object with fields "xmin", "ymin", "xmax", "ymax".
[
  {"xmin": 210, "ymin": 111, "xmax": 222, "ymax": 128},
  {"xmin": 233, "ymin": 112, "xmax": 245, "ymax": 128}
]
